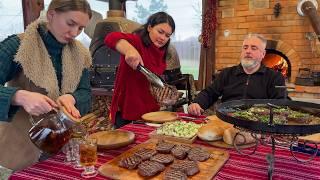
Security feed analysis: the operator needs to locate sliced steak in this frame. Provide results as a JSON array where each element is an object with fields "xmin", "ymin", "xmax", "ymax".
[
  {"xmin": 170, "ymin": 160, "xmax": 199, "ymax": 176},
  {"xmin": 156, "ymin": 140, "xmax": 175, "ymax": 153},
  {"xmin": 118, "ymin": 155, "xmax": 142, "ymax": 170},
  {"xmin": 134, "ymin": 148, "xmax": 157, "ymax": 161},
  {"xmin": 163, "ymin": 168, "xmax": 187, "ymax": 180},
  {"xmin": 188, "ymin": 147, "xmax": 211, "ymax": 162},
  {"xmin": 171, "ymin": 144, "xmax": 191, "ymax": 159},
  {"xmin": 137, "ymin": 160, "xmax": 165, "ymax": 177},
  {"xmin": 150, "ymin": 153, "xmax": 174, "ymax": 165}
]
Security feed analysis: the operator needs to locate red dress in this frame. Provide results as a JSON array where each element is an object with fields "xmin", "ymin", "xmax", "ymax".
[{"xmin": 104, "ymin": 32, "xmax": 166, "ymax": 123}]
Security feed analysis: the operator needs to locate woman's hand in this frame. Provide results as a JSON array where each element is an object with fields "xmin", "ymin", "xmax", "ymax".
[
  {"xmin": 12, "ymin": 90, "xmax": 58, "ymax": 116},
  {"xmin": 115, "ymin": 39, "xmax": 144, "ymax": 70},
  {"xmin": 125, "ymin": 49, "xmax": 144, "ymax": 70},
  {"xmin": 56, "ymin": 94, "xmax": 81, "ymax": 118},
  {"xmin": 187, "ymin": 103, "xmax": 204, "ymax": 116}
]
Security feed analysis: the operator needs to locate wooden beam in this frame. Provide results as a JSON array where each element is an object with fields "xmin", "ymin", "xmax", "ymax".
[
  {"xmin": 22, "ymin": 0, "xmax": 44, "ymax": 29},
  {"xmin": 197, "ymin": 0, "xmax": 216, "ymax": 90}
]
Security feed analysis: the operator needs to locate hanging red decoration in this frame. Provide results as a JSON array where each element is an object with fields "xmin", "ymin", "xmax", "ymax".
[{"xmin": 201, "ymin": 0, "xmax": 217, "ymax": 48}]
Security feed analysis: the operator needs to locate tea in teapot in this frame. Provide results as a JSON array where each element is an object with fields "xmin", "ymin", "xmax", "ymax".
[{"xmin": 29, "ymin": 108, "xmax": 78, "ymax": 154}]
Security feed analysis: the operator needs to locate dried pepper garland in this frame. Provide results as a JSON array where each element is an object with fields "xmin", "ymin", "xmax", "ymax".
[{"xmin": 201, "ymin": 0, "xmax": 217, "ymax": 48}]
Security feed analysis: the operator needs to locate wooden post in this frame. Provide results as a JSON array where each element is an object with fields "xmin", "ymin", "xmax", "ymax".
[
  {"xmin": 197, "ymin": 0, "xmax": 216, "ymax": 90},
  {"xmin": 22, "ymin": 0, "xmax": 44, "ymax": 29}
]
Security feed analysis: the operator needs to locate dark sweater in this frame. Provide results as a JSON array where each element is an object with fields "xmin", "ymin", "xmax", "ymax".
[
  {"xmin": 0, "ymin": 25, "xmax": 91, "ymax": 121},
  {"xmin": 193, "ymin": 64, "xmax": 286, "ymax": 110}
]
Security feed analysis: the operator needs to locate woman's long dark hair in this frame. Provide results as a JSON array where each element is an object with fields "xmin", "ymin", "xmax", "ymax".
[{"xmin": 134, "ymin": 12, "xmax": 175, "ymax": 60}]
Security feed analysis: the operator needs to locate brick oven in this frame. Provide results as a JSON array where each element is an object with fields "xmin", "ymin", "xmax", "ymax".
[
  {"xmin": 215, "ymin": 0, "xmax": 320, "ymax": 82},
  {"xmin": 215, "ymin": 0, "xmax": 320, "ymax": 101}
]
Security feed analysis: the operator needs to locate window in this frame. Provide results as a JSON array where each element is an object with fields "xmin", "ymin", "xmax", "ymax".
[
  {"xmin": 0, "ymin": 0, "xmax": 24, "ymax": 41},
  {"xmin": 126, "ymin": 0, "xmax": 202, "ymax": 79},
  {"xmin": 1, "ymin": 0, "xmax": 202, "ymax": 79}
]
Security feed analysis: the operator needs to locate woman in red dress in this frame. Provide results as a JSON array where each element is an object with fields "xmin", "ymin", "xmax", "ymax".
[{"xmin": 105, "ymin": 12, "xmax": 175, "ymax": 128}]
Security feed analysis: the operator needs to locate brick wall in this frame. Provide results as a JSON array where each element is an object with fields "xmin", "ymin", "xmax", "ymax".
[{"xmin": 215, "ymin": 0, "xmax": 320, "ymax": 83}]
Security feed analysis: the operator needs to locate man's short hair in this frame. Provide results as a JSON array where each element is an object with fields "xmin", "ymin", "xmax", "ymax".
[{"xmin": 244, "ymin": 33, "xmax": 267, "ymax": 50}]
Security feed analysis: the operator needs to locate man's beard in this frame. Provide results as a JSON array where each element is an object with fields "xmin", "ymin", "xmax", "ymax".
[{"xmin": 240, "ymin": 58, "xmax": 259, "ymax": 69}]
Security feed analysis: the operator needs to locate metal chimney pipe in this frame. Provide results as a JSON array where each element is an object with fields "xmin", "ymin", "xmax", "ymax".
[
  {"xmin": 297, "ymin": 0, "xmax": 320, "ymax": 41},
  {"xmin": 109, "ymin": 0, "xmax": 124, "ymax": 10}
]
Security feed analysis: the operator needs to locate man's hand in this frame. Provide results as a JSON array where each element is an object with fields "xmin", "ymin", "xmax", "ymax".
[
  {"xmin": 12, "ymin": 90, "xmax": 58, "ymax": 116},
  {"xmin": 187, "ymin": 103, "xmax": 204, "ymax": 116},
  {"xmin": 56, "ymin": 94, "xmax": 81, "ymax": 118}
]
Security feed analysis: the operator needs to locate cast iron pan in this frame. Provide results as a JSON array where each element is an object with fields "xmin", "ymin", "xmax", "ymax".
[{"xmin": 216, "ymin": 99, "xmax": 320, "ymax": 135}]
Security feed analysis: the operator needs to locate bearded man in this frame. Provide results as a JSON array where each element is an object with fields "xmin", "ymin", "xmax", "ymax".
[{"xmin": 188, "ymin": 34, "xmax": 286, "ymax": 116}]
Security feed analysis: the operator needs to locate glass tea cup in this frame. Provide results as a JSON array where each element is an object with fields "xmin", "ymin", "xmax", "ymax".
[
  {"xmin": 79, "ymin": 137, "xmax": 98, "ymax": 178},
  {"xmin": 71, "ymin": 124, "xmax": 87, "ymax": 170}
]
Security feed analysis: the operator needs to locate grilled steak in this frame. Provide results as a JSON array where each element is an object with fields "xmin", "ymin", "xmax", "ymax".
[
  {"xmin": 156, "ymin": 140, "xmax": 175, "ymax": 153},
  {"xmin": 118, "ymin": 155, "xmax": 142, "ymax": 169},
  {"xmin": 137, "ymin": 160, "xmax": 165, "ymax": 177},
  {"xmin": 150, "ymin": 153, "xmax": 174, "ymax": 165},
  {"xmin": 171, "ymin": 144, "xmax": 191, "ymax": 159},
  {"xmin": 170, "ymin": 160, "xmax": 199, "ymax": 176},
  {"xmin": 188, "ymin": 147, "xmax": 210, "ymax": 162},
  {"xmin": 163, "ymin": 168, "xmax": 187, "ymax": 180},
  {"xmin": 151, "ymin": 84, "xmax": 179, "ymax": 105},
  {"xmin": 134, "ymin": 148, "xmax": 157, "ymax": 161}
]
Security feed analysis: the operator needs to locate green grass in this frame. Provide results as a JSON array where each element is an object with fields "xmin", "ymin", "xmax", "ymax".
[
  {"xmin": 181, "ymin": 66, "xmax": 199, "ymax": 79},
  {"xmin": 180, "ymin": 59, "xmax": 199, "ymax": 79}
]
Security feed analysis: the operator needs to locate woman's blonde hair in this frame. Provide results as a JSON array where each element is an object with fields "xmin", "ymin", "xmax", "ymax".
[{"xmin": 48, "ymin": 0, "xmax": 92, "ymax": 19}]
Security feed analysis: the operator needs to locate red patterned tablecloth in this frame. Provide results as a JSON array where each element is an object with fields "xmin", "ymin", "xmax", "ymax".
[{"xmin": 9, "ymin": 124, "xmax": 320, "ymax": 180}]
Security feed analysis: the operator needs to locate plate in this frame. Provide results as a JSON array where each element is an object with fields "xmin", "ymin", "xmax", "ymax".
[
  {"xmin": 89, "ymin": 130, "xmax": 135, "ymax": 149},
  {"xmin": 142, "ymin": 111, "xmax": 177, "ymax": 123}
]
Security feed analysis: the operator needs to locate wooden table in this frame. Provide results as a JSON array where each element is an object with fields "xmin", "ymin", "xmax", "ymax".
[{"xmin": 9, "ymin": 124, "xmax": 320, "ymax": 180}]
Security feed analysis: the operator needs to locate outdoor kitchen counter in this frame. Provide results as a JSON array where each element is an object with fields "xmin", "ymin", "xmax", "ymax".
[{"xmin": 9, "ymin": 123, "xmax": 320, "ymax": 180}]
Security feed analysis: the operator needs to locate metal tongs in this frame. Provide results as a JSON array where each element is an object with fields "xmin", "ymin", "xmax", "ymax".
[{"xmin": 137, "ymin": 64, "xmax": 164, "ymax": 88}]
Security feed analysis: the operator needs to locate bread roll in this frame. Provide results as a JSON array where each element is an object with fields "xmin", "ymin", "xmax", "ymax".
[
  {"xmin": 197, "ymin": 125, "xmax": 224, "ymax": 141},
  {"xmin": 206, "ymin": 117, "xmax": 233, "ymax": 129},
  {"xmin": 223, "ymin": 128, "xmax": 256, "ymax": 145}
]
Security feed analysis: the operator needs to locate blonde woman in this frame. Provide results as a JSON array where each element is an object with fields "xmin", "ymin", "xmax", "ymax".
[{"xmin": 0, "ymin": 0, "xmax": 92, "ymax": 170}]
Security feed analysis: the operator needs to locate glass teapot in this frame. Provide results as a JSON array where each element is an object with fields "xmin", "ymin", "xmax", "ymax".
[{"xmin": 28, "ymin": 107, "xmax": 80, "ymax": 154}]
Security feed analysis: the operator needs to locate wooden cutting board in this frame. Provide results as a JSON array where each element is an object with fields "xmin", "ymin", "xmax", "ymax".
[
  {"xmin": 206, "ymin": 140, "xmax": 256, "ymax": 149},
  {"xmin": 202, "ymin": 116, "xmax": 256, "ymax": 149},
  {"xmin": 299, "ymin": 133, "xmax": 320, "ymax": 143},
  {"xmin": 89, "ymin": 130, "xmax": 135, "ymax": 150},
  {"xmin": 98, "ymin": 139, "xmax": 229, "ymax": 180},
  {"xmin": 142, "ymin": 111, "xmax": 178, "ymax": 123}
]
